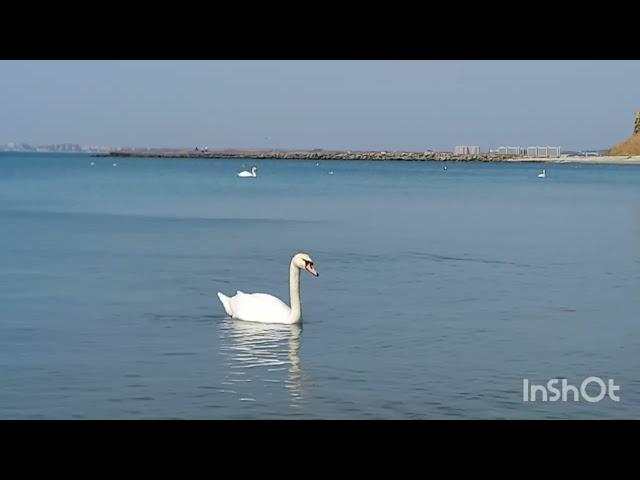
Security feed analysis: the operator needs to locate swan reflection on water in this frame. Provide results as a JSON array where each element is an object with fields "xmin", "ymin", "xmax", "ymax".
[{"xmin": 219, "ymin": 320, "xmax": 303, "ymax": 404}]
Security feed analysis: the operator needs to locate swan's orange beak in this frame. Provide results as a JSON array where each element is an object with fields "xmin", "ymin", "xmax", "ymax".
[{"xmin": 305, "ymin": 262, "xmax": 319, "ymax": 277}]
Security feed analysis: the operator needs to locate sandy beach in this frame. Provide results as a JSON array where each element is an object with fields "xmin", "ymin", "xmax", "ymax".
[{"xmin": 503, "ymin": 155, "xmax": 640, "ymax": 165}]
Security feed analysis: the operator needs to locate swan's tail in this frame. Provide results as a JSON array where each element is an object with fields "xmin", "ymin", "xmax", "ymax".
[{"xmin": 217, "ymin": 292, "xmax": 233, "ymax": 317}]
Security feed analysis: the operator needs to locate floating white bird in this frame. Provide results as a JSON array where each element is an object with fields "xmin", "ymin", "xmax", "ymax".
[
  {"xmin": 112, "ymin": 163, "xmax": 118, "ymax": 167},
  {"xmin": 538, "ymin": 169, "xmax": 546, "ymax": 178},
  {"xmin": 315, "ymin": 162, "xmax": 320, "ymax": 166},
  {"xmin": 238, "ymin": 166, "xmax": 257, "ymax": 177},
  {"xmin": 443, "ymin": 165, "xmax": 447, "ymax": 171},
  {"xmin": 90, "ymin": 162, "xmax": 95, "ymax": 166},
  {"xmin": 328, "ymin": 171, "xmax": 334, "ymax": 175},
  {"xmin": 217, "ymin": 252, "xmax": 319, "ymax": 324}
]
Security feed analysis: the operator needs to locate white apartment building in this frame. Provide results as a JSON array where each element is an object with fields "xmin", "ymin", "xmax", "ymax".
[
  {"xmin": 454, "ymin": 145, "xmax": 481, "ymax": 155},
  {"xmin": 525, "ymin": 146, "xmax": 561, "ymax": 158}
]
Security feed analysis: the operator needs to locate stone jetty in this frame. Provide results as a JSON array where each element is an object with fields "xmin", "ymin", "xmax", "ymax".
[{"xmin": 98, "ymin": 149, "xmax": 515, "ymax": 162}]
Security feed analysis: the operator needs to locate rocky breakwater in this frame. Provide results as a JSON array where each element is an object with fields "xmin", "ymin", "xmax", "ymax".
[{"xmin": 101, "ymin": 149, "xmax": 515, "ymax": 162}]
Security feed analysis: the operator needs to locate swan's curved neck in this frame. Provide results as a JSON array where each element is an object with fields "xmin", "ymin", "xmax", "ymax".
[{"xmin": 289, "ymin": 260, "xmax": 302, "ymax": 323}]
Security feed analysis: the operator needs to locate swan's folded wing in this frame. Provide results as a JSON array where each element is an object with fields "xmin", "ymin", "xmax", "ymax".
[{"xmin": 229, "ymin": 292, "xmax": 291, "ymax": 323}]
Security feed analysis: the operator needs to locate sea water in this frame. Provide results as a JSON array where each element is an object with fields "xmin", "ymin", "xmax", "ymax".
[{"xmin": 1, "ymin": 152, "xmax": 639, "ymax": 419}]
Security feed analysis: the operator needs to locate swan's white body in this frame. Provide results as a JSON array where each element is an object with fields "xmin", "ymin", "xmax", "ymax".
[
  {"xmin": 238, "ymin": 166, "xmax": 257, "ymax": 177},
  {"xmin": 217, "ymin": 253, "xmax": 318, "ymax": 325},
  {"xmin": 538, "ymin": 169, "xmax": 546, "ymax": 178}
]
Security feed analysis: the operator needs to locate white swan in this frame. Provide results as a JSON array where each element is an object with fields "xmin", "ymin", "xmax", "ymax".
[
  {"xmin": 238, "ymin": 166, "xmax": 257, "ymax": 177},
  {"xmin": 217, "ymin": 252, "xmax": 319, "ymax": 324},
  {"xmin": 538, "ymin": 169, "xmax": 546, "ymax": 178}
]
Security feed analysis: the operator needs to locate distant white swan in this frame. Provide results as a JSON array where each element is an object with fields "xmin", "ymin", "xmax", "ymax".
[
  {"xmin": 443, "ymin": 165, "xmax": 447, "ymax": 171},
  {"xmin": 538, "ymin": 169, "xmax": 546, "ymax": 178},
  {"xmin": 217, "ymin": 252, "xmax": 319, "ymax": 325},
  {"xmin": 112, "ymin": 163, "xmax": 118, "ymax": 167},
  {"xmin": 328, "ymin": 170, "xmax": 334, "ymax": 175},
  {"xmin": 238, "ymin": 166, "xmax": 257, "ymax": 177},
  {"xmin": 90, "ymin": 162, "xmax": 95, "ymax": 166}
]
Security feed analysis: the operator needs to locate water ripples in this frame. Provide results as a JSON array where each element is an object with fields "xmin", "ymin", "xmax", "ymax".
[{"xmin": 218, "ymin": 320, "xmax": 305, "ymax": 406}]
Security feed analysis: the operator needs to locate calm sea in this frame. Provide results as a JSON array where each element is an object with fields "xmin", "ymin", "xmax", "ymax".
[{"xmin": 1, "ymin": 152, "xmax": 639, "ymax": 419}]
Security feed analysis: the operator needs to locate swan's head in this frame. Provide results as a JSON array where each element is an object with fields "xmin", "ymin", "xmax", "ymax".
[
  {"xmin": 251, "ymin": 166, "xmax": 257, "ymax": 173},
  {"xmin": 292, "ymin": 252, "xmax": 319, "ymax": 277}
]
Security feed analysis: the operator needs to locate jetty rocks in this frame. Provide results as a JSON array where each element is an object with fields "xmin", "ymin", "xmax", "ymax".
[{"xmin": 100, "ymin": 149, "xmax": 514, "ymax": 162}]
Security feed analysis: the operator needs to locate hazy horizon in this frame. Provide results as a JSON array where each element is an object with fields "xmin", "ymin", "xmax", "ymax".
[{"xmin": 1, "ymin": 60, "xmax": 638, "ymax": 151}]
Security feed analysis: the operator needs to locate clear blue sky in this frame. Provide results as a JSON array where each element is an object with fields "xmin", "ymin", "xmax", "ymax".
[{"xmin": 0, "ymin": 60, "xmax": 638, "ymax": 151}]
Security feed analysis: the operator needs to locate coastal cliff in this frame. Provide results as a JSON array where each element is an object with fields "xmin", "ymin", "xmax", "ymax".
[{"xmin": 608, "ymin": 111, "xmax": 640, "ymax": 156}]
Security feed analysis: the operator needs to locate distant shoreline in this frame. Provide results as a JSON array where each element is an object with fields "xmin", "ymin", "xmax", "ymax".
[
  {"xmin": 95, "ymin": 150, "xmax": 640, "ymax": 165},
  {"xmin": 501, "ymin": 155, "xmax": 640, "ymax": 165}
]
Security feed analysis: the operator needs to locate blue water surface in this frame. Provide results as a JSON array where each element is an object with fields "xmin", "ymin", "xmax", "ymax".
[{"xmin": 1, "ymin": 152, "xmax": 639, "ymax": 419}]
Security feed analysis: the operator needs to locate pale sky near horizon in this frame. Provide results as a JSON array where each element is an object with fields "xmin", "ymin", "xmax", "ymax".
[{"xmin": 0, "ymin": 60, "xmax": 638, "ymax": 151}]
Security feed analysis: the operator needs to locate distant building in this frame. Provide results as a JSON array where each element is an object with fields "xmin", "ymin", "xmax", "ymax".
[
  {"xmin": 454, "ymin": 145, "xmax": 480, "ymax": 155},
  {"xmin": 496, "ymin": 146, "xmax": 524, "ymax": 156},
  {"xmin": 525, "ymin": 146, "xmax": 561, "ymax": 158}
]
